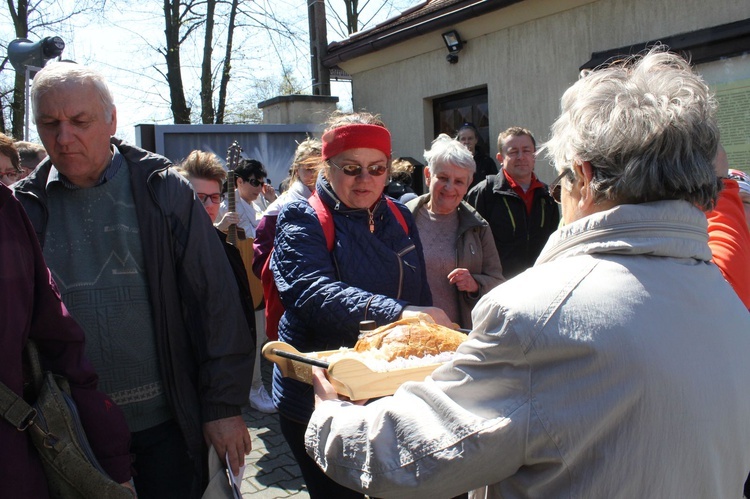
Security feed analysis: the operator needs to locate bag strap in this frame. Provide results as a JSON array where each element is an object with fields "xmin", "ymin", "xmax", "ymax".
[
  {"xmin": 309, "ymin": 192, "xmax": 335, "ymax": 251},
  {"xmin": 0, "ymin": 382, "xmax": 37, "ymax": 431},
  {"xmin": 0, "ymin": 341, "xmax": 40, "ymax": 431},
  {"xmin": 385, "ymin": 197, "xmax": 409, "ymax": 235},
  {"xmin": 309, "ymin": 193, "xmax": 410, "ymax": 252}
]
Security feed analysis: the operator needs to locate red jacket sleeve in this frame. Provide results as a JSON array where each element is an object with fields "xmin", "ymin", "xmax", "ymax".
[{"xmin": 706, "ymin": 179, "xmax": 750, "ymax": 309}]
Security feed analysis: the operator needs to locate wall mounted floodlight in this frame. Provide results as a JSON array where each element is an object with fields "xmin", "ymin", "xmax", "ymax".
[{"xmin": 442, "ymin": 30, "xmax": 465, "ymax": 64}]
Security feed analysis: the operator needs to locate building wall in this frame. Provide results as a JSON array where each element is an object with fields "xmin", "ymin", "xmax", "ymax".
[{"xmin": 341, "ymin": 0, "xmax": 750, "ymax": 181}]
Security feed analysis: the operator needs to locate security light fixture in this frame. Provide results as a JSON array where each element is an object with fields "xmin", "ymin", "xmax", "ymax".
[{"xmin": 442, "ymin": 30, "xmax": 464, "ymax": 64}]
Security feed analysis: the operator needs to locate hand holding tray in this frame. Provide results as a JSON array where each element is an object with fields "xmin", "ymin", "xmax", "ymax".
[{"xmin": 262, "ymin": 341, "xmax": 443, "ymax": 401}]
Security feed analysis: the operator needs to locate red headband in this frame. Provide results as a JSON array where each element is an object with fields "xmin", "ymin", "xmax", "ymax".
[{"xmin": 321, "ymin": 124, "xmax": 391, "ymax": 160}]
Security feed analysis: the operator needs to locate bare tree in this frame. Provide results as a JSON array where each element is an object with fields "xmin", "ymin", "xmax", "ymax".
[
  {"xmin": 161, "ymin": 0, "xmax": 199, "ymax": 124},
  {"xmin": 326, "ymin": 0, "xmax": 411, "ymax": 38},
  {"xmin": 214, "ymin": 0, "xmax": 239, "ymax": 124},
  {"xmin": 199, "ymin": 0, "xmax": 217, "ymax": 124},
  {"xmin": 159, "ymin": 0, "xmax": 303, "ymax": 125}
]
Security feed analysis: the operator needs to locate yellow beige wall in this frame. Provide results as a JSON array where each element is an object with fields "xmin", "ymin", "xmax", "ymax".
[{"xmin": 339, "ymin": 0, "xmax": 750, "ymax": 182}]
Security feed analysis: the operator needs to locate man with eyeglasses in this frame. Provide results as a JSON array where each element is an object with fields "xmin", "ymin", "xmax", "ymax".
[
  {"xmin": 466, "ymin": 126, "xmax": 559, "ymax": 279},
  {"xmin": 13, "ymin": 63, "xmax": 254, "ymax": 498},
  {"xmin": 0, "ymin": 133, "xmax": 22, "ymax": 186}
]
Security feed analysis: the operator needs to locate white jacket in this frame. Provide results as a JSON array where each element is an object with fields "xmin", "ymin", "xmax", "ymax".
[{"xmin": 306, "ymin": 200, "xmax": 750, "ymax": 498}]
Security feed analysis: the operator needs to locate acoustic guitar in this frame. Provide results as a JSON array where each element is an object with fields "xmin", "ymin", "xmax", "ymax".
[{"xmin": 225, "ymin": 141, "xmax": 264, "ymax": 310}]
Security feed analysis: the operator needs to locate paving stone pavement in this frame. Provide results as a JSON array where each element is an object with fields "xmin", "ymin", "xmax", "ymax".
[{"xmin": 239, "ymin": 354, "xmax": 310, "ymax": 498}]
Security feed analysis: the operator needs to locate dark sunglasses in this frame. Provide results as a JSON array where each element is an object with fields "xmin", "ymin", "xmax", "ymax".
[
  {"xmin": 549, "ymin": 169, "xmax": 574, "ymax": 204},
  {"xmin": 329, "ymin": 160, "xmax": 388, "ymax": 177},
  {"xmin": 197, "ymin": 193, "xmax": 223, "ymax": 204},
  {"xmin": 244, "ymin": 177, "xmax": 264, "ymax": 187}
]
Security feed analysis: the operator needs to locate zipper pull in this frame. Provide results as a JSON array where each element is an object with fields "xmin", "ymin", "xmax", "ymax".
[{"xmin": 368, "ymin": 209, "xmax": 375, "ymax": 233}]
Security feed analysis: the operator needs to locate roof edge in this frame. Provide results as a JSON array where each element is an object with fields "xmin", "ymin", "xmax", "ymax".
[
  {"xmin": 322, "ymin": 0, "xmax": 522, "ymax": 68},
  {"xmin": 581, "ymin": 18, "xmax": 750, "ymax": 69}
]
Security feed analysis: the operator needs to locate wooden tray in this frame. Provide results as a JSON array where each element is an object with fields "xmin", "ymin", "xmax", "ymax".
[{"xmin": 262, "ymin": 341, "xmax": 442, "ymax": 401}]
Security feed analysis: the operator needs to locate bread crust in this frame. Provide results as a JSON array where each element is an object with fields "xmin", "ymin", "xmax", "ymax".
[{"xmin": 354, "ymin": 316, "xmax": 467, "ymax": 361}]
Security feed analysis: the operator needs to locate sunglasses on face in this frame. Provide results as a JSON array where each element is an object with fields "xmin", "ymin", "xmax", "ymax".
[
  {"xmin": 549, "ymin": 169, "xmax": 574, "ymax": 204},
  {"xmin": 197, "ymin": 193, "xmax": 223, "ymax": 204},
  {"xmin": 329, "ymin": 160, "xmax": 388, "ymax": 177},
  {"xmin": 244, "ymin": 177, "xmax": 264, "ymax": 187}
]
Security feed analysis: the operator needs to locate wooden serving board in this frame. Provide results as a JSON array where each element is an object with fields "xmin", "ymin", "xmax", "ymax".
[{"xmin": 262, "ymin": 341, "xmax": 443, "ymax": 401}]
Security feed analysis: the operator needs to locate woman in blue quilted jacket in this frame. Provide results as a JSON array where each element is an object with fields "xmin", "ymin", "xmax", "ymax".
[{"xmin": 269, "ymin": 111, "xmax": 451, "ymax": 498}]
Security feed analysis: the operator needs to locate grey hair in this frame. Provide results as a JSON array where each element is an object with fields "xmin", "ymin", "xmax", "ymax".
[
  {"xmin": 31, "ymin": 62, "xmax": 116, "ymax": 124},
  {"xmin": 424, "ymin": 133, "xmax": 476, "ymax": 174},
  {"xmin": 542, "ymin": 47, "xmax": 720, "ymax": 211}
]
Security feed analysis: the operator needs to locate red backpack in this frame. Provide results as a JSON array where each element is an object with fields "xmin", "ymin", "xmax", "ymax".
[{"xmin": 260, "ymin": 193, "xmax": 409, "ymax": 340}]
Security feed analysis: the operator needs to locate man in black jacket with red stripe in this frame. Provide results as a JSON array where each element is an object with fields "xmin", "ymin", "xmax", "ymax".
[{"xmin": 466, "ymin": 127, "xmax": 559, "ymax": 279}]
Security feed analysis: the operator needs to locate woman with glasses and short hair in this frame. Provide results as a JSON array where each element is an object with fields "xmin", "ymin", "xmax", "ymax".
[
  {"xmin": 174, "ymin": 150, "xmax": 257, "ymax": 349},
  {"xmin": 0, "ymin": 133, "xmax": 22, "ymax": 186},
  {"xmin": 177, "ymin": 151, "xmax": 277, "ymax": 415},
  {"xmin": 269, "ymin": 111, "xmax": 451, "ymax": 498}
]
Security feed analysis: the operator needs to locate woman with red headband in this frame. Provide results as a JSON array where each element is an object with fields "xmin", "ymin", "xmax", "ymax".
[{"xmin": 269, "ymin": 111, "xmax": 450, "ymax": 498}]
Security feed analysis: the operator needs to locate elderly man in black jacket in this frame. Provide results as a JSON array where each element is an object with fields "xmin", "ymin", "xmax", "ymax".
[{"xmin": 13, "ymin": 62, "xmax": 254, "ymax": 499}]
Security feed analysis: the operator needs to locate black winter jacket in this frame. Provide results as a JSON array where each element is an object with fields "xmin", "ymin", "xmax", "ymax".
[
  {"xmin": 466, "ymin": 173, "xmax": 559, "ymax": 279},
  {"xmin": 14, "ymin": 138, "xmax": 255, "ymax": 497}
]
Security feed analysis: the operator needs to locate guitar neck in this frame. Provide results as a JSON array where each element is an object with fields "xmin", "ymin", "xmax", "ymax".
[{"xmin": 227, "ymin": 172, "xmax": 237, "ymax": 245}]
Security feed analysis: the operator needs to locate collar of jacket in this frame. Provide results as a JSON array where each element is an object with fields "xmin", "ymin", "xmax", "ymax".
[
  {"xmin": 537, "ymin": 200, "xmax": 712, "ymax": 265},
  {"xmin": 492, "ymin": 171, "xmax": 550, "ymax": 198},
  {"xmin": 407, "ymin": 193, "xmax": 487, "ymax": 233}
]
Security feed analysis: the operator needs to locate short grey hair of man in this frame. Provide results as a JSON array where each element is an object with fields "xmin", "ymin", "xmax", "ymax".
[
  {"xmin": 31, "ymin": 62, "xmax": 116, "ymax": 124},
  {"xmin": 424, "ymin": 133, "xmax": 476, "ymax": 175},
  {"xmin": 543, "ymin": 47, "xmax": 720, "ymax": 211}
]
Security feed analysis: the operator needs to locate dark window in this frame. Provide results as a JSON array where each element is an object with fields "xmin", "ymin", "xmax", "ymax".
[{"xmin": 432, "ymin": 87, "xmax": 491, "ymax": 155}]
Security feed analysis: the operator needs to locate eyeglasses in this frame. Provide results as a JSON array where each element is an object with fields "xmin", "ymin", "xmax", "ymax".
[
  {"xmin": 197, "ymin": 192, "xmax": 223, "ymax": 204},
  {"xmin": 329, "ymin": 159, "xmax": 388, "ymax": 177},
  {"xmin": 0, "ymin": 170, "xmax": 20, "ymax": 181},
  {"xmin": 549, "ymin": 169, "xmax": 574, "ymax": 204}
]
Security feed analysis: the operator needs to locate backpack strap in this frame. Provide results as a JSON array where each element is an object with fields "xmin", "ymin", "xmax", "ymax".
[
  {"xmin": 309, "ymin": 193, "xmax": 410, "ymax": 252},
  {"xmin": 309, "ymin": 192, "xmax": 335, "ymax": 251},
  {"xmin": 385, "ymin": 198, "xmax": 409, "ymax": 235}
]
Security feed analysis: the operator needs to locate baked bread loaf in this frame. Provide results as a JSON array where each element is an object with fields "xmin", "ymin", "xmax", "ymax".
[{"xmin": 354, "ymin": 315, "xmax": 467, "ymax": 361}]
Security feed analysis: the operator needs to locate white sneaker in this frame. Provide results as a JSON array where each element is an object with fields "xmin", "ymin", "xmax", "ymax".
[{"xmin": 249, "ymin": 386, "xmax": 277, "ymax": 414}]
